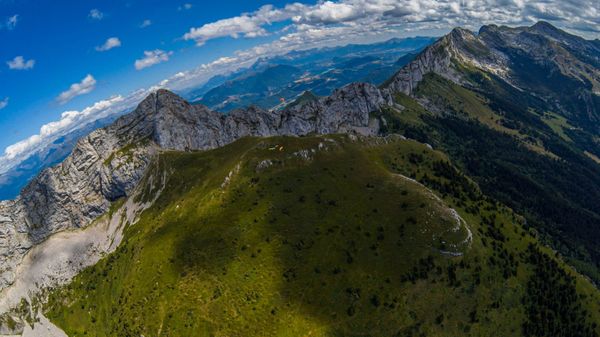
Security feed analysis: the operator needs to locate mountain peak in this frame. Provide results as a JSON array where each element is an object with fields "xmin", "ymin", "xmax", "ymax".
[
  {"xmin": 530, "ymin": 20, "xmax": 559, "ymax": 33},
  {"xmin": 477, "ymin": 23, "xmax": 505, "ymax": 36},
  {"xmin": 154, "ymin": 89, "xmax": 188, "ymax": 107},
  {"xmin": 449, "ymin": 27, "xmax": 474, "ymax": 37},
  {"xmin": 447, "ymin": 27, "xmax": 478, "ymax": 46},
  {"xmin": 155, "ymin": 88, "xmax": 180, "ymax": 97},
  {"xmin": 133, "ymin": 88, "xmax": 187, "ymax": 116},
  {"xmin": 134, "ymin": 89, "xmax": 191, "ymax": 121}
]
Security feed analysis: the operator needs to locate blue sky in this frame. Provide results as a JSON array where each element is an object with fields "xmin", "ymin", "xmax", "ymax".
[{"xmin": 0, "ymin": 0, "xmax": 598, "ymax": 173}]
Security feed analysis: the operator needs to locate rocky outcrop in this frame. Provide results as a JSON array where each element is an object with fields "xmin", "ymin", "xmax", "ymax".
[
  {"xmin": 0, "ymin": 82, "xmax": 389, "ymax": 291},
  {"xmin": 385, "ymin": 29, "xmax": 468, "ymax": 94},
  {"xmin": 280, "ymin": 82, "xmax": 390, "ymax": 135},
  {"xmin": 21, "ymin": 129, "xmax": 155, "ymax": 242}
]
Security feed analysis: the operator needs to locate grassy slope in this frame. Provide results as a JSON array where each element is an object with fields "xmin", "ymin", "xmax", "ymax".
[
  {"xmin": 384, "ymin": 73, "xmax": 600, "ymax": 285},
  {"xmin": 45, "ymin": 135, "xmax": 600, "ymax": 337},
  {"xmin": 413, "ymin": 73, "xmax": 556, "ymax": 157}
]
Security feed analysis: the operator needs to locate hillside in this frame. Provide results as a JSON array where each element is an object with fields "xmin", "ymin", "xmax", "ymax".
[
  {"xmin": 381, "ymin": 21, "xmax": 600, "ymax": 284},
  {"xmin": 44, "ymin": 135, "xmax": 600, "ymax": 336}
]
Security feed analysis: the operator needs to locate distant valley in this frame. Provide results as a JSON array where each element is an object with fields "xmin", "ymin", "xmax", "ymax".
[{"xmin": 184, "ymin": 37, "xmax": 435, "ymax": 111}]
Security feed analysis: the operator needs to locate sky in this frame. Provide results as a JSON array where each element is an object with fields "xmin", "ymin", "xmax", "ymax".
[{"xmin": 0, "ymin": 0, "xmax": 599, "ymax": 174}]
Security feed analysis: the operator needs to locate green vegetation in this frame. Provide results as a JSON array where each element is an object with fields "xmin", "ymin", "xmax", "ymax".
[
  {"xmin": 45, "ymin": 135, "xmax": 600, "ymax": 336},
  {"xmin": 415, "ymin": 73, "xmax": 554, "ymax": 156},
  {"xmin": 286, "ymin": 91, "xmax": 320, "ymax": 109},
  {"xmin": 524, "ymin": 244, "xmax": 598, "ymax": 337},
  {"xmin": 540, "ymin": 111, "xmax": 575, "ymax": 142}
]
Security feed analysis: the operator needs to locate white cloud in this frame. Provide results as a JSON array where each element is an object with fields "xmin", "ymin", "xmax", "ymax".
[
  {"xmin": 7, "ymin": 56, "xmax": 35, "ymax": 70},
  {"xmin": 3, "ymin": 135, "xmax": 41, "ymax": 164},
  {"xmin": 6, "ymin": 14, "xmax": 18, "ymax": 30},
  {"xmin": 183, "ymin": 15, "xmax": 268, "ymax": 46},
  {"xmin": 56, "ymin": 74, "xmax": 97, "ymax": 104},
  {"xmin": 134, "ymin": 50, "xmax": 172, "ymax": 70},
  {"xmin": 300, "ymin": 1, "xmax": 364, "ymax": 24},
  {"xmin": 179, "ymin": 3, "xmax": 193, "ymax": 11},
  {"xmin": 96, "ymin": 37, "xmax": 121, "ymax": 51},
  {"xmin": 140, "ymin": 19, "xmax": 152, "ymax": 28},
  {"xmin": 89, "ymin": 9, "xmax": 103, "ymax": 20},
  {"xmin": 41, "ymin": 97, "xmax": 121, "ymax": 138},
  {"xmin": 182, "ymin": 0, "xmax": 600, "ymax": 47},
  {"xmin": 0, "ymin": 97, "xmax": 8, "ymax": 110}
]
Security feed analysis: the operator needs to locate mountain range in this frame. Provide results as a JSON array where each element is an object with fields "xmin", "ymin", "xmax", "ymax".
[
  {"xmin": 0, "ymin": 36, "xmax": 434, "ymax": 203},
  {"xmin": 0, "ymin": 21, "xmax": 599, "ymax": 336},
  {"xmin": 184, "ymin": 36, "xmax": 435, "ymax": 111}
]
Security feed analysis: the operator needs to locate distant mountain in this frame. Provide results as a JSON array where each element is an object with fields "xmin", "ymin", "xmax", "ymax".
[
  {"xmin": 183, "ymin": 73, "xmax": 234, "ymax": 99},
  {"xmin": 394, "ymin": 52, "xmax": 418, "ymax": 67},
  {"xmin": 199, "ymin": 64, "xmax": 303, "ymax": 111},
  {"xmin": 185, "ymin": 36, "xmax": 436, "ymax": 111}
]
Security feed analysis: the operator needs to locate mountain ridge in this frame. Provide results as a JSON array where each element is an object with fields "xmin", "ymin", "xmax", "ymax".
[
  {"xmin": 0, "ymin": 82, "xmax": 389, "ymax": 293},
  {"xmin": 0, "ymin": 37, "xmax": 436, "ymax": 202},
  {"xmin": 386, "ymin": 21, "xmax": 600, "ymax": 132}
]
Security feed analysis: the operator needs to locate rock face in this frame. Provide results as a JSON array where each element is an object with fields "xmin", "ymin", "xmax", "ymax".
[
  {"xmin": 0, "ymin": 82, "xmax": 388, "ymax": 291},
  {"xmin": 385, "ymin": 28, "xmax": 467, "ymax": 95},
  {"xmin": 0, "ymin": 114, "xmax": 121, "ymax": 201},
  {"xmin": 280, "ymin": 82, "xmax": 390, "ymax": 135}
]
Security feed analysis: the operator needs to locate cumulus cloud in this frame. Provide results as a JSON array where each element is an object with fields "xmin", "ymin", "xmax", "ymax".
[
  {"xmin": 96, "ymin": 37, "xmax": 121, "ymax": 51},
  {"xmin": 182, "ymin": 0, "xmax": 600, "ymax": 47},
  {"xmin": 89, "ymin": 9, "xmax": 103, "ymax": 20},
  {"xmin": 134, "ymin": 50, "xmax": 172, "ymax": 70},
  {"xmin": 181, "ymin": 1, "xmax": 427, "ymax": 46},
  {"xmin": 300, "ymin": 1, "xmax": 364, "ymax": 24},
  {"xmin": 7, "ymin": 56, "xmax": 35, "ymax": 70},
  {"xmin": 6, "ymin": 14, "xmax": 18, "ymax": 30},
  {"xmin": 140, "ymin": 19, "xmax": 152, "ymax": 28},
  {"xmin": 56, "ymin": 74, "xmax": 97, "ymax": 104},
  {"xmin": 0, "ymin": 97, "xmax": 8, "ymax": 110},
  {"xmin": 184, "ymin": 16, "xmax": 267, "ymax": 46}
]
